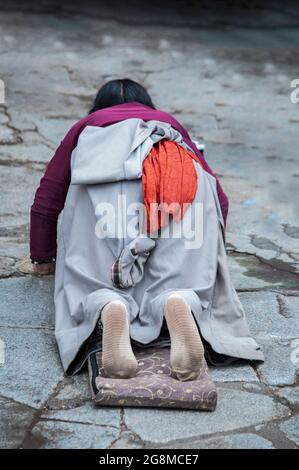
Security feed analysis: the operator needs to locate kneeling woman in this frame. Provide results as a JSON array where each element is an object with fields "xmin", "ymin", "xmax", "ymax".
[{"xmin": 30, "ymin": 79, "xmax": 263, "ymax": 382}]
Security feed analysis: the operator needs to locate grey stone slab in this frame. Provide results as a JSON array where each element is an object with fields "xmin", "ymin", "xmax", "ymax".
[
  {"xmin": 27, "ymin": 420, "xmax": 119, "ymax": 449},
  {"xmin": 0, "ymin": 110, "xmax": 9, "ymax": 125},
  {"xmin": 227, "ymin": 220, "xmax": 299, "ymax": 271},
  {"xmin": 110, "ymin": 431, "xmax": 144, "ymax": 449},
  {"xmin": 0, "ymin": 239, "xmax": 28, "ymax": 260},
  {"xmin": 210, "ymin": 365, "xmax": 258, "ymax": 383},
  {"xmin": 0, "ymin": 124, "xmax": 20, "ymax": 144},
  {"xmin": 279, "ymin": 416, "xmax": 299, "ymax": 447},
  {"xmin": 257, "ymin": 339, "xmax": 298, "ymax": 387},
  {"xmin": 0, "ymin": 256, "xmax": 16, "ymax": 278},
  {"xmin": 47, "ymin": 373, "xmax": 90, "ymax": 409},
  {"xmin": 0, "ymin": 276, "xmax": 54, "ymax": 329},
  {"xmin": 228, "ymin": 254, "xmax": 274, "ymax": 291},
  {"xmin": 9, "ymin": 110, "xmax": 38, "ymax": 132},
  {"xmin": 36, "ymin": 118, "xmax": 75, "ymax": 144},
  {"xmin": 0, "ymin": 166, "xmax": 42, "ymax": 228},
  {"xmin": 0, "ymin": 327, "xmax": 63, "ymax": 408},
  {"xmin": 0, "ymin": 142, "xmax": 51, "ymax": 164},
  {"xmin": 124, "ymin": 388, "xmax": 290, "ymax": 444},
  {"xmin": 41, "ymin": 402, "xmax": 121, "ymax": 429},
  {"xmin": 0, "ymin": 396, "xmax": 36, "ymax": 449},
  {"xmin": 242, "ymin": 383, "xmax": 264, "ymax": 393},
  {"xmin": 240, "ymin": 292, "xmax": 299, "ymax": 340},
  {"xmin": 162, "ymin": 433, "xmax": 275, "ymax": 449},
  {"xmin": 228, "ymin": 249, "xmax": 299, "ymax": 291},
  {"xmin": 275, "ymin": 387, "xmax": 299, "ymax": 409},
  {"xmin": 284, "ymin": 296, "xmax": 299, "ymax": 320}
]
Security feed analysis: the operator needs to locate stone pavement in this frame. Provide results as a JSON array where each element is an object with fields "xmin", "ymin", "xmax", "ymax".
[{"xmin": 0, "ymin": 0, "xmax": 298, "ymax": 449}]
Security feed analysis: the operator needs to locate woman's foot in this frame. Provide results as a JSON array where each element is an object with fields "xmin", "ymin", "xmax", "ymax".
[
  {"xmin": 164, "ymin": 294, "xmax": 204, "ymax": 381},
  {"xmin": 101, "ymin": 301, "xmax": 138, "ymax": 379}
]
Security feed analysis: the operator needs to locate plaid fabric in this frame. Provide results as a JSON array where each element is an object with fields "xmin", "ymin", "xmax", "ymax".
[
  {"xmin": 111, "ymin": 246, "xmax": 151, "ymax": 289},
  {"xmin": 111, "ymin": 257, "xmax": 124, "ymax": 288}
]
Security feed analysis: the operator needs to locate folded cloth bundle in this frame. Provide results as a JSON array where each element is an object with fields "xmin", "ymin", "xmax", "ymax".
[
  {"xmin": 142, "ymin": 140, "xmax": 200, "ymax": 234},
  {"xmin": 88, "ymin": 346, "xmax": 217, "ymax": 411}
]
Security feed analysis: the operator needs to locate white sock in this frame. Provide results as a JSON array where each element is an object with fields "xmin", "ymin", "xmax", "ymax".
[
  {"xmin": 101, "ymin": 300, "xmax": 138, "ymax": 379},
  {"xmin": 164, "ymin": 294, "xmax": 204, "ymax": 381}
]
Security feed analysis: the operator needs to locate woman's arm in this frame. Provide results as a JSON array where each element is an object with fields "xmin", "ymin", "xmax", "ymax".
[
  {"xmin": 30, "ymin": 140, "xmax": 71, "ymax": 262},
  {"xmin": 30, "ymin": 118, "xmax": 87, "ymax": 263}
]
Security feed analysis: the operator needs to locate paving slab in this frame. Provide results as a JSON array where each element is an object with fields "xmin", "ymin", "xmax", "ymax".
[
  {"xmin": 0, "ymin": 166, "xmax": 42, "ymax": 228},
  {"xmin": 41, "ymin": 402, "xmax": 121, "ymax": 429},
  {"xmin": 0, "ymin": 256, "xmax": 17, "ymax": 278},
  {"xmin": 228, "ymin": 254, "xmax": 276, "ymax": 291},
  {"xmin": 110, "ymin": 431, "xmax": 144, "ymax": 449},
  {"xmin": 162, "ymin": 432, "xmax": 275, "ymax": 449},
  {"xmin": 279, "ymin": 415, "xmax": 299, "ymax": 447},
  {"xmin": 36, "ymin": 118, "xmax": 76, "ymax": 144},
  {"xmin": 26, "ymin": 420, "xmax": 119, "ymax": 449},
  {"xmin": 0, "ymin": 238, "xmax": 28, "ymax": 261},
  {"xmin": 46, "ymin": 373, "xmax": 91, "ymax": 410},
  {"xmin": 275, "ymin": 387, "xmax": 299, "ymax": 409},
  {"xmin": 210, "ymin": 364, "xmax": 258, "ymax": 383},
  {"xmin": 124, "ymin": 388, "xmax": 290, "ymax": 444},
  {"xmin": 240, "ymin": 292, "xmax": 299, "ymax": 340},
  {"xmin": 0, "ymin": 276, "xmax": 54, "ymax": 329},
  {"xmin": 0, "ymin": 142, "xmax": 51, "ymax": 165},
  {"xmin": 0, "ymin": 327, "xmax": 63, "ymax": 408},
  {"xmin": 257, "ymin": 339, "xmax": 298, "ymax": 387},
  {"xmin": 242, "ymin": 383, "xmax": 264, "ymax": 393},
  {"xmin": 0, "ymin": 396, "xmax": 36, "ymax": 449}
]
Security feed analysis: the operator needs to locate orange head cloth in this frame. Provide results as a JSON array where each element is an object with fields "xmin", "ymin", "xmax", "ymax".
[{"xmin": 142, "ymin": 140, "xmax": 201, "ymax": 234}]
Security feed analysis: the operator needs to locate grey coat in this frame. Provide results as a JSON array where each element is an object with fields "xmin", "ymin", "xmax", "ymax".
[{"xmin": 54, "ymin": 118, "xmax": 264, "ymax": 374}]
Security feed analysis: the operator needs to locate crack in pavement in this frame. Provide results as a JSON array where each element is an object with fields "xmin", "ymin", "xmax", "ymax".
[
  {"xmin": 158, "ymin": 415, "xmax": 297, "ymax": 449},
  {"xmin": 0, "ymin": 158, "xmax": 45, "ymax": 171},
  {"xmin": 250, "ymin": 235, "xmax": 299, "ymax": 263},
  {"xmin": 237, "ymin": 288, "xmax": 299, "ymax": 296},
  {"xmin": 0, "ymin": 324, "xmax": 54, "ymax": 331},
  {"xmin": 0, "ymin": 224, "xmax": 29, "ymax": 237},
  {"xmin": 276, "ymin": 294, "xmax": 292, "ymax": 319},
  {"xmin": 107, "ymin": 407, "xmax": 146, "ymax": 449},
  {"xmin": 20, "ymin": 378, "xmax": 66, "ymax": 449},
  {"xmin": 228, "ymin": 247, "xmax": 299, "ymax": 277},
  {"xmin": 0, "ymin": 393, "xmax": 37, "ymax": 411},
  {"xmin": 0, "ymin": 104, "xmax": 23, "ymax": 145},
  {"xmin": 37, "ymin": 416, "xmax": 119, "ymax": 430}
]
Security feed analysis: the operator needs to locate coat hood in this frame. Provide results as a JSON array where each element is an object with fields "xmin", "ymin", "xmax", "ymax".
[{"xmin": 70, "ymin": 118, "xmax": 189, "ymax": 185}]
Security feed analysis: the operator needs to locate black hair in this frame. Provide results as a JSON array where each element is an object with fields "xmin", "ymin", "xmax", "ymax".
[{"xmin": 89, "ymin": 78, "xmax": 155, "ymax": 113}]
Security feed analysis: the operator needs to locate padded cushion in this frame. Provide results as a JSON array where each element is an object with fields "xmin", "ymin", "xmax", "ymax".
[{"xmin": 88, "ymin": 346, "xmax": 217, "ymax": 411}]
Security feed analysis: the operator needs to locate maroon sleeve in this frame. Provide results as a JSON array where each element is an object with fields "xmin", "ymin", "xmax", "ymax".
[
  {"xmin": 216, "ymin": 179, "xmax": 229, "ymax": 226},
  {"xmin": 30, "ymin": 118, "xmax": 88, "ymax": 261}
]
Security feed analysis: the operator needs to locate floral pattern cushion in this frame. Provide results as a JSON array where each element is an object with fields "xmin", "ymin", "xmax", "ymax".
[{"xmin": 88, "ymin": 347, "xmax": 217, "ymax": 411}]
